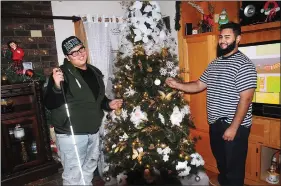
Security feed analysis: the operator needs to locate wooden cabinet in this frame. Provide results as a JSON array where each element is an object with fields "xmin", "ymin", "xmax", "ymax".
[
  {"xmin": 245, "ymin": 142, "xmax": 260, "ymax": 182},
  {"xmin": 1, "ymin": 82, "xmax": 59, "ymax": 186}
]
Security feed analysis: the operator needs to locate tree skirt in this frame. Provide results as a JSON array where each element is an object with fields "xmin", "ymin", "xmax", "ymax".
[{"xmin": 104, "ymin": 170, "xmax": 209, "ymax": 186}]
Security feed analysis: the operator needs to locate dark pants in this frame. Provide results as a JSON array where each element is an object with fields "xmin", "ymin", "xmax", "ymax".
[{"xmin": 209, "ymin": 117, "xmax": 250, "ymax": 186}]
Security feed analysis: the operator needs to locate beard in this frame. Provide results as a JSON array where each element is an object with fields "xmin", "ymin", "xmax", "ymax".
[{"xmin": 217, "ymin": 40, "xmax": 236, "ymax": 57}]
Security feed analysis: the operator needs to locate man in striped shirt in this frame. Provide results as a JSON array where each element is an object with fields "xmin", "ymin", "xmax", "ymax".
[{"xmin": 166, "ymin": 22, "xmax": 257, "ymax": 186}]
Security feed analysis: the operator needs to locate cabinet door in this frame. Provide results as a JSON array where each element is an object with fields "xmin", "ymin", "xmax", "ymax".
[
  {"xmin": 245, "ymin": 142, "xmax": 259, "ymax": 182},
  {"xmin": 269, "ymin": 119, "xmax": 280, "ymax": 148},
  {"xmin": 249, "ymin": 117, "xmax": 270, "ymax": 144},
  {"xmin": 187, "ymin": 35, "xmax": 217, "ymax": 131},
  {"xmin": 1, "ymin": 116, "xmax": 44, "ymax": 173}
]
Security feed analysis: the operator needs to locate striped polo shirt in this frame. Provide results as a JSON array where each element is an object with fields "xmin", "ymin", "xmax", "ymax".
[{"xmin": 199, "ymin": 51, "xmax": 257, "ymax": 127}]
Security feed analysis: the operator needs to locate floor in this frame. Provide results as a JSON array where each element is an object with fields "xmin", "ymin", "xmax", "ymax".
[{"xmin": 24, "ymin": 169, "xmax": 220, "ymax": 186}]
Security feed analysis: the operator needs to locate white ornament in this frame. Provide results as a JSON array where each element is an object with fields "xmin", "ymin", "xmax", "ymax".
[
  {"xmin": 166, "ymin": 61, "xmax": 174, "ymax": 69},
  {"xmin": 119, "ymin": 132, "xmax": 129, "ymax": 142},
  {"xmin": 163, "ymin": 154, "xmax": 169, "ymax": 162},
  {"xmin": 181, "ymin": 105, "xmax": 190, "ymax": 115},
  {"xmin": 190, "ymin": 153, "xmax": 205, "ymax": 167},
  {"xmin": 124, "ymin": 87, "xmax": 136, "ymax": 97},
  {"xmin": 158, "ymin": 113, "xmax": 165, "ymax": 124},
  {"xmin": 176, "ymin": 161, "xmax": 191, "ymax": 177},
  {"xmin": 154, "ymin": 79, "xmax": 161, "ymax": 85},
  {"xmin": 170, "ymin": 106, "xmax": 183, "ymax": 126},
  {"xmin": 160, "ymin": 68, "xmax": 167, "ymax": 76},
  {"xmin": 112, "ymin": 144, "xmax": 117, "ymax": 149},
  {"xmin": 169, "ymin": 69, "xmax": 177, "ymax": 77},
  {"xmin": 130, "ymin": 106, "xmax": 148, "ymax": 128},
  {"xmin": 125, "ymin": 65, "xmax": 131, "ymax": 70},
  {"xmin": 129, "ymin": 1, "xmax": 143, "ymax": 11},
  {"xmin": 121, "ymin": 109, "xmax": 128, "ymax": 120}
]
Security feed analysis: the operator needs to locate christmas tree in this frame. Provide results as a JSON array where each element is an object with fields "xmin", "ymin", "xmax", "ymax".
[{"xmin": 103, "ymin": 1, "xmax": 205, "ymax": 184}]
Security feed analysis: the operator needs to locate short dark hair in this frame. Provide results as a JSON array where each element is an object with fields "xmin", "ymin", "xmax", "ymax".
[
  {"xmin": 7, "ymin": 40, "xmax": 18, "ymax": 49},
  {"xmin": 220, "ymin": 22, "xmax": 241, "ymax": 37}
]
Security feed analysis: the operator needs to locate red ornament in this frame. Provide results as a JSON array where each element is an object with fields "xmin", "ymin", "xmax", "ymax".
[{"xmin": 25, "ymin": 69, "xmax": 34, "ymax": 77}]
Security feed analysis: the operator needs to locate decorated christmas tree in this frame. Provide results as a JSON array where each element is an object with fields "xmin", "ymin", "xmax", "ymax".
[{"xmin": 103, "ymin": 1, "xmax": 205, "ymax": 184}]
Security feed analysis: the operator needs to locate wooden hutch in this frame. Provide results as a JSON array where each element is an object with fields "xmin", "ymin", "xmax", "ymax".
[
  {"xmin": 1, "ymin": 82, "xmax": 59, "ymax": 186},
  {"xmin": 178, "ymin": 1, "xmax": 280, "ymax": 185}
]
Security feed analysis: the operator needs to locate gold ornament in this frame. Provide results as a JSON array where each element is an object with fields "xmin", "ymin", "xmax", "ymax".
[
  {"xmin": 146, "ymin": 164, "xmax": 150, "ymax": 168},
  {"xmin": 185, "ymin": 155, "xmax": 190, "ymax": 160},
  {"xmin": 147, "ymin": 67, "xmax": 153, "ymax": 72},
  {"xmin": 148, "ymin": 144, "xmax": 155, "ymax": 150},
  {"xmin": 179, "ymin": 154, "xmax": 183, "ymax": 158},
  {"xmin": 143, "ymin": 92, "xmax": 148, "ymax": 98},
  {"xmin": 161, "ymin": 48, "xmax": 168, "ymax": 57},
  {"xmin": 115, "ymin": 108, "xmax": 122, "ymax": 116},
  {"xmin": 161, "ymin": 143, "xmax": 167, "ymax": 148},
  {"xmin": 158, "ymin": 90, "xmax": 177, "ymax": 101}
]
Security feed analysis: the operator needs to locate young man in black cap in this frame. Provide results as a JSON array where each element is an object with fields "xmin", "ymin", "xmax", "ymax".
[{"xmin": 44, "ymin": 36, "xmax": 123, "ymax": 185}]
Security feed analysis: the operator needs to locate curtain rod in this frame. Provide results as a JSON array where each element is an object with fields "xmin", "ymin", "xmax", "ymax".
[{"xmin": 1, "ymin": 14, "xmax": 81, "ymax": 22}]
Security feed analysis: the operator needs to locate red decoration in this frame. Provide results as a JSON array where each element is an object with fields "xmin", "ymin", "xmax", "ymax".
[{"xmin": 25, "ymin": 69, "xmax": 34, "ymax": 77}]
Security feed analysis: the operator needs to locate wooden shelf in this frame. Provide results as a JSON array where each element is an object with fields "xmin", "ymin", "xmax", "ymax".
[
  {"xmin": 242, "ymin": 21, "xmax": 281, "ymax": 33},
  {"xmin": 184, "ymin": 21, "xmax": 281, "ymax": 40},
  {"xmin": 1, "ymin": 109, "xmax": 36, "ymax": 121},
  {"xmin": 184, "ymin": 31, "xmax": 219, "ymax": 39}
]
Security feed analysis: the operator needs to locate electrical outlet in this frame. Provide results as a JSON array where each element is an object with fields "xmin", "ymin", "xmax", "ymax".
[
  {"xmin": 214, "ymin": 14, "xmax": 219, "ymax": 23},
  {"xmin": 30, "ymin": 30, "xmax": 42, "ymax": 37}
]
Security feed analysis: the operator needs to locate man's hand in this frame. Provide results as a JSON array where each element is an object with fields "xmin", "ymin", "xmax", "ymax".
[
  {"xmin": 165, "ymin": 77, "xmax": 178, "ymax": 89},
  {"xmin": 223, "ymin": 126, "xmax": 238, "ymax": 141},
  {"xmin": 109, "ymin": 99, "xmax": 123, "ymax": 110},
  {"xmin": 52, "ymin": 68, "xmax": 64, "ymax": 89}
]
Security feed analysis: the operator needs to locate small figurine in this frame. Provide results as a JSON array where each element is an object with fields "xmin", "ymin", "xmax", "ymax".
[
  {"xmin": 218, "ymin": 8, "xmax": 229, "ymax": 27},
  {"xmin": 7, "ymin": 40, "xmax": 24, "ymax": 74}
]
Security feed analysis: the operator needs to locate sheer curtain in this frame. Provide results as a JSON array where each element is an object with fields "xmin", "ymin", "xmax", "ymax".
[
  {"xmin": 82, "ymin": 14, "xmax": 124, "ymax": 99},
  {"xmin": 81, "ymin": 14, "xmax": 124, "ymax": 178}
]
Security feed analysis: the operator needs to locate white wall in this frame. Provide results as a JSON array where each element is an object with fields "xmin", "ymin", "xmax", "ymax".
[{"xmin": 51, "ymin": 1, "xmax": 178, "ymax": 64}]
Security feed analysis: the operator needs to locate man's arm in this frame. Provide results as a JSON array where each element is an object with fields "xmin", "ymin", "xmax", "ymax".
[
  {"xmin": 223, "ymin": 88, "xmax": 255, "ymax": 141},
  {"xmin": 166, "ymin": 78, "xmax": 207, "ymax": 93}
]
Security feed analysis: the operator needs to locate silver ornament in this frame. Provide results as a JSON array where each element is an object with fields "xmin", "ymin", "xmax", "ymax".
[
  {"xmin": 105, "ymin": 176, "xmax": 111, "ymax": 182},
  {"xmin": 195, "ymin": 175, "xmax": 200, "ymax": 182}
]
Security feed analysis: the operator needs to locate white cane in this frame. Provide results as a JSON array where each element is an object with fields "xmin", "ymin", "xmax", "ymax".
[{"xmin": 60, "ymin": 81, "xmax": 86, "ymax": 185}]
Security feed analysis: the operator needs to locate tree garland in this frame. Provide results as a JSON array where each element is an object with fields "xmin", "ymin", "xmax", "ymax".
[{"xmin": 174, "ymin": 1, "xmax": 181, "ymax": 31}]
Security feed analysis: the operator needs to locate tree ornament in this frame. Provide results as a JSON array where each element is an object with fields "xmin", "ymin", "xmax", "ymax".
[
  {"xmin": 25, "ymin": 69, "xmax": 34, "ymax": 77},
  {"xmin": 161, "ymin": 48, "xmax": 168, "ymax": 57},
  {"xmin": 147, "ymin": 66, "xmax": 153, "ymax": 72},
  {"xmin": 154, "ymin": 79, "xmax": 161, "ymax": 86},
  {"xmin": 148, "ymin": 144, "xmax": 155, "ymax": 150},
  {"xmin": 195, "ymin": 175, "xmax": 201, "ymax": 182},
  {"xmin": 105, "ymin": 176, "xmax": 111, "ymax": 182},
  {"xmin": 143, "ymin": 92, "xmax": 148, "ymax": 98},
  {"xmin": 115, "ymin": 108, "xmax": 122, "ymax": 116}
]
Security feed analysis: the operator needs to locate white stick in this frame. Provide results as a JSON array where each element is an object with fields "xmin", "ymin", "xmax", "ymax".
[{"xmin": 64, "ymin": 103, "xmax": 86, "ymax": 185}]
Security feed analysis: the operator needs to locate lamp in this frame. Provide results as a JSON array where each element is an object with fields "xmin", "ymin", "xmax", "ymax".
[{"xmin": 266, "ymin": 150, "xmax": 280, "ymax": 184}]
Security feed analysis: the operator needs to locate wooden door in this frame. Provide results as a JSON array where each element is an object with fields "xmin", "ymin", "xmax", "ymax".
[
  {"xmin": 187, "ymin": 35, "xmax": 217, "ymax": 132},
  {"xmin": 245, "ymin": 142, "xmax": 259, "ymax": 182}
]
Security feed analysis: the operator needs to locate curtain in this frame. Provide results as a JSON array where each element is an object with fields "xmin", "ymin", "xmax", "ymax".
[{"xmin": 81, "ymin": 15, "xmax": 124, "ymax": 99}]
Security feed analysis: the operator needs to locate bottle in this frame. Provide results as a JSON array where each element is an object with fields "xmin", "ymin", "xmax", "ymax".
[{"xmin": 9, "ymin": 129, "xmax": 15, "ymax": 140}]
